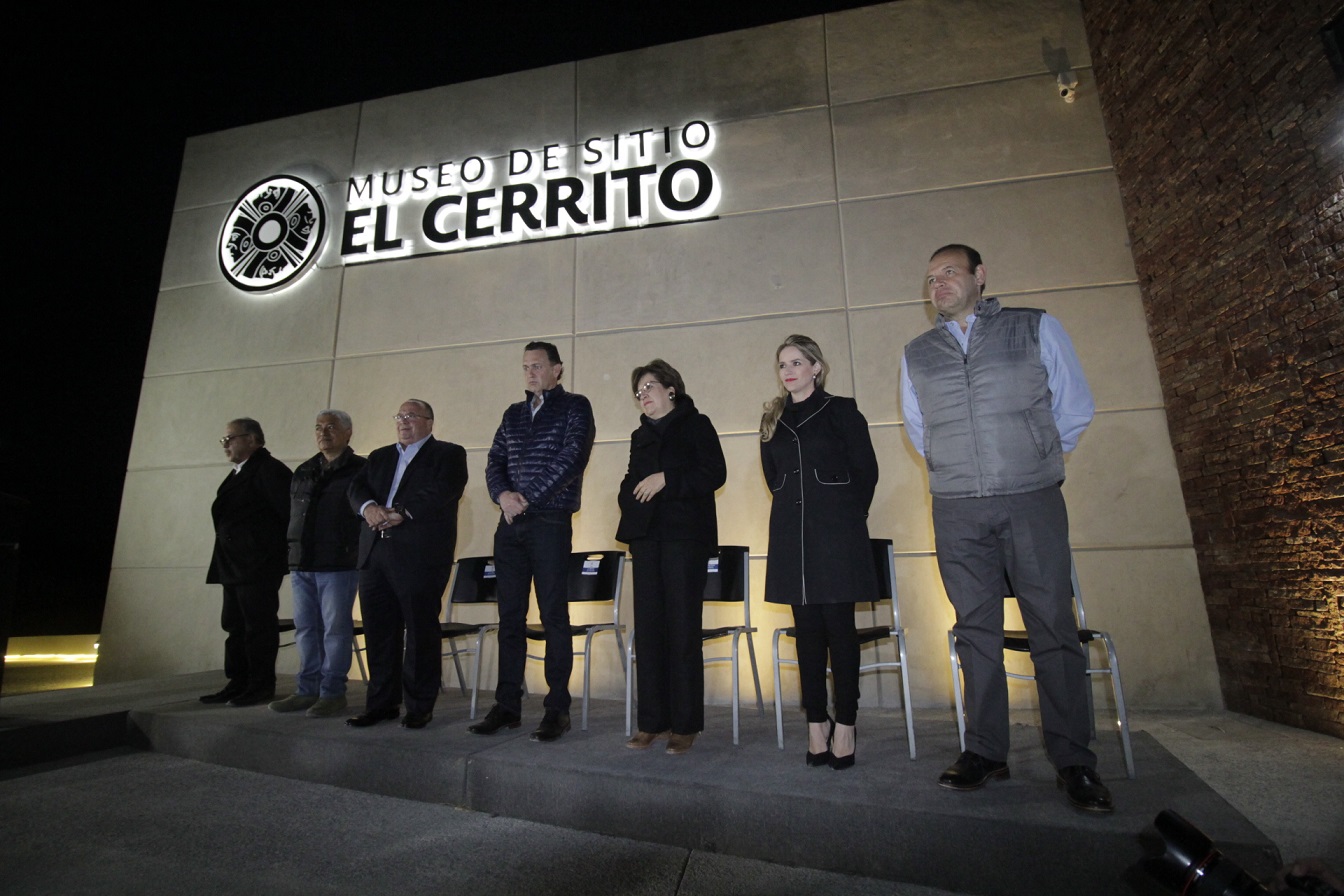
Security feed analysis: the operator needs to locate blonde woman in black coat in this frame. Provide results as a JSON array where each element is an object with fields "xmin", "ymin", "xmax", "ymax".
[
  {"xmin": 761, "ymin": 335, "xmax": 879, "ymax": 769},
  {"xmin": 617, "ymin": 360, "xmax": 727, "ymax": 755}
]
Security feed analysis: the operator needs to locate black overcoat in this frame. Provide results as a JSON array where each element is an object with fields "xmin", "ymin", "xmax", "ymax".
[
  {"xmin": 760, "ymin": 390, "xmax": 879, "ymax": 605},
  {"xmin": 206, "ymin": 446, "xmax": 292, "ymax": 585},
  {"xmin": 615, "ymin": 396, "xmax": 726, "ymax": 548}
]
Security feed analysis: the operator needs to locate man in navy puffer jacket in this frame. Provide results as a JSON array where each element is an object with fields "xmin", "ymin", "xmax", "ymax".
[{"xmin": 471, "ymin": 341, "xmax": 595, "ymax": 742}]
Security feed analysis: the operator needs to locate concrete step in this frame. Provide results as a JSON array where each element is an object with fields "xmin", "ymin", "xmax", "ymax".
[{"xmin": 1, "ymin": 672, "xmax": 1280, "ymax": 895}]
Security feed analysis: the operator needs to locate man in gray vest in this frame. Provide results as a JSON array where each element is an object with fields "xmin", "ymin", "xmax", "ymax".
[{"xmin": 900, "ymin": 244, "xmax": 1111, "ymax": 813}]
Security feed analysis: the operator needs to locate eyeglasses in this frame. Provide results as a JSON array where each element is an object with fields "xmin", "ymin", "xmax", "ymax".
[
  {"xmin": 219, "ymin": 434, "xmax": 252, "ymax": 446},
  {"xmin": 393, "ymin": 413, "xmax": 431, "ymax": 423},
  {"xmin": 633, "ymin": 383, "xmax": 665, "ymax": 399}
]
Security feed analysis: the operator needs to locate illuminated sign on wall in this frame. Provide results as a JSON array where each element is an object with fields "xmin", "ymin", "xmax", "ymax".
[
  {"xmin": 218, "ymin": 175, "xmax": 327, "ymax": 293},
  {"xmin": 217, "ymin": 120, "xmax": 720, "ymax": 292},
  {"xmin": 341, "ymin": 120, "xmax": 719, "ymax": 261}
]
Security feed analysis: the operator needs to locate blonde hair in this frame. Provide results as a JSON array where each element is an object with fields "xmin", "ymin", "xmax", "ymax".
[{"xmin": 760, "ymin": 335, "xmax": 829, "ymax": 442}]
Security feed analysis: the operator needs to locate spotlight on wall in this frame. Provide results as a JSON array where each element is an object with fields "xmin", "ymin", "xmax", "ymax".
[{"xmin": 1057, "ymin": 71, "xmax": 1080, "ymax": 103}]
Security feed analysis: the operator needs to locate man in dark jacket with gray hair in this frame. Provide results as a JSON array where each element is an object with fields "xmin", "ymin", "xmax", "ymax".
[
  {"xmin": 471, "ymin": 340, "xmax": 595, "ymax": 743},
  {"xmin": 270, "ymin": 410, "xmax": 366, "ymax": 719}
]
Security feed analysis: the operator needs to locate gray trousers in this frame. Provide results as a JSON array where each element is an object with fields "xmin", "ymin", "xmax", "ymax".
[{"xmin": 933, "ymin": 485, "xmax": 1097, "ymax": 770}]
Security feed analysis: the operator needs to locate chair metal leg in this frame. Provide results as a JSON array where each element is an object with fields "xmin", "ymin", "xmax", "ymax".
[
  {"xmin": 772, "ymin": 628, "xmax": 787, "ymax": 750},
  {"xmin": 469, "ymin": 628, "xmax": 493, "ymax": 720},
  {"xmin": 624, "ymin": 636, "xmax": 636, "ymax": 738},
  {"xmin": 745, "ymin": 630, "xmax": 765, "ymax": 718},
  {"xmin": 948, "ymin": 630, "xmax": 967, "ymax": 752},
  {"xmin": 442, "ymin": 641, "xmax": 469, "ymax": 697},
  {"xmin": 581, "ymin": 631, "xmax": 596, "ymax": 732},
  {"xmin": 1083, "ymin": 651, "xmax": 1098, "ymax": 740},
  {"xmin": 730, "ymin": 632, "xmax": 742, "ymax": 745},
  {"xmin": 614, "ymin": 627, "xmax": 628, "ymax": 728},
  {"xmin": 897, "ymin": 629, "xmax": 917, "ymax": 759},
  {"xmin": 1100, "ymin": 632, "xmax": 1136, "ymax": 779},
  {"xmin": 352, "ymin": 635, "xmax": 368, "ymax": 682}
]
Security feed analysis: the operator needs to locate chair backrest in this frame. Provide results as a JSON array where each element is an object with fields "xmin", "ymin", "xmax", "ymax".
[
  {"xmin": 704, "ymin": 544, "xmax": 751, "ymax": 629},
  {"xmin": 868, "ymin": 538, "xmax": 902, "ymax": 628},
  {"xmin": 1002, "ymin": 555, "xmax": 1086, "ymax": 628},
  {"xmin": 448, "ymin": 555, "xmax": 500, "ymax": 605},
  {"xmin": 566, "ymin": 550, "xmax": 625, "ymax": 604},
  {"xmin": 703, "ymin": 545, "xmax": 749, "ymax": 603}
]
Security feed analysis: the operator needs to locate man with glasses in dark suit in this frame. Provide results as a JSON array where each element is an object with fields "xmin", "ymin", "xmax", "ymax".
[{"xmin": 346, "ymin": 399, "xmax": 467, "ymax": 730}]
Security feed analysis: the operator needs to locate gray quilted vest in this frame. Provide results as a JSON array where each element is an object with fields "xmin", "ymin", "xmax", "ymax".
[{"xmin": 904, "ymin": 298, "xmax": 1064, "ymax": 498}]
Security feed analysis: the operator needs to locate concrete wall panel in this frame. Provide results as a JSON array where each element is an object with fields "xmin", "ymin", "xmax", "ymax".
[
  {"xmin": 833, "ymin": 72, "xmax": 1110, "ymax": 200},
  {"xmin": 843, "ymin": 171, "xmax": 1138, "ymax": 308},
  {"xmin": 577, "ymin": 19, "xmax": 828, "ymax": 133},
  {"xmin": 1064, "ymin": 409, "xmax": 1193, "ymax": 548},
  {"xmin": 337, "ymin": 239, "xmax": 576, "ymax": 356},
  {"xmin": 353, "ymin": 65, "xmax": 577, "ymax": 173},
  {"xmin": 331, "ymin": 343, "xmax": 574, "ymax": 455},
  {"xmin": 145, "ymin": 270, "xmax": 343, "ymax": 376},
  {"xmin": 1072, "ymin": 548, "xmax": 1220, "ymax": 707},
  {"xmin": 128, "ymin": 363, "xmax": 334, "ymax": 471},
  {"xmin": 174, "ymin": 105, "xmax": 360, "ymax": 211},
  {"xmin": 98, "ymin": 568, "xmax": 222, "ymax": 683},
  {"xmin": 1038, "ymin": 285, "xmax": 1164, "ymax": 411},
  {"xmin": 575, "ymin": 206, "xmax": 845, "ymax": 332},
  {"xmin": 706, "ymin": 109, "xmax": 837, "ymax": 214},
  {"xmin": 868, "ymin": 426, "xmax": 938, "ymax": 554},
  {"xmin": 111, "ymin": 468, "xmax": 223, "ymax": 570},
  {"xmin": 827, "ymin": 0, "xmax": 1093, "ymax": 104}
]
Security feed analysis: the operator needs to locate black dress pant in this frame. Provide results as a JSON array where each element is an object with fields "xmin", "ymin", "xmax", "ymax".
[
  {"xmin": 221, "ymin": 577, "xmax": 282, "ymax": 691},
  {"xmin": 631, "ymin": 539, "xmax": 709, "ymax": 735},
  {"xmin": 493, "ymin": 511, "xmax": 574, "ymax": 715},
  {"xmin": 359, "ymin": 540, "xmax": 452, "ymax": 717},
  {"xmin": 792, "ymin": 602, "xmax": 860, "ymax": 726}
]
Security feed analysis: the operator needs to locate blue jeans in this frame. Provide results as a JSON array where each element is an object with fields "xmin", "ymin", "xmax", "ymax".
[{"xmin": 291, "ymin": 570, "xmax": 359, "ymax": 698}]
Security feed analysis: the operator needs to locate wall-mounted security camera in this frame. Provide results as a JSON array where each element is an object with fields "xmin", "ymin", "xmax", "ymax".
[{"xmin": 1057, "ymin": 71, "xmax": 1079, "ymax": 103}]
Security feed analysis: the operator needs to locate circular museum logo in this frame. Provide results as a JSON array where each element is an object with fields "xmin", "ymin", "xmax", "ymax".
[{"xmin": 218, "ymin": 175, "xmax": 326, "ymax": 292}]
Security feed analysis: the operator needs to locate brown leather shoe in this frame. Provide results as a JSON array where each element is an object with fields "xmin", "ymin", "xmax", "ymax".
[
  {"xmin": 665, "ymin": 733, "xmax": 696, "ymax": 755},
  {"xmin": 626, "ymin": 730, "xmax": 669, "ymax": 750}
]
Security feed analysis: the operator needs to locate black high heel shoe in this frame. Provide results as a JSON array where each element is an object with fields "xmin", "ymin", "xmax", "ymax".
[
  {"xmin": 829, "ymin": 723, "xmax": 856, "ymax": 770},
  {"xmin": 805, "ymin": 717, "xmax": 835, "ymax": 767}
]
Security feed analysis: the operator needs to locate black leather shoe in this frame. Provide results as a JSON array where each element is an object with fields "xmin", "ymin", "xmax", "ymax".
[
  {"xmin": 1057, "ymin": 765, "xmax": 1114, "ymax": 813},
  {"xmin": 530, "ymin": 710, "xmax": 571, "ymax": 742},
  {"xmin": 227, "ymin": 687, "xmax": 276, "ymax": 707},
  {"xmin": 401, "ymin": 710, "xmax": 433, "ymax": 730},
  {"xmin": 346, "ymin": 706, "xmax": 400, "ymax": 727},
  {"xmin": 468, "ymin": 705, "xmax": 522, "ymax": 735},
  {"xmin": 199, "ymin": 684, "xmax": 244, "ymax": 704},
  {"xmin": 938, "ymin": 750, "xmax": 1010, "ymax": 790}
]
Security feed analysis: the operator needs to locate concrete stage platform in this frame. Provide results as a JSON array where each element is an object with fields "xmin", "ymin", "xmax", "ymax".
[{"xmin": 2, "ymin": 672, "xmax": 1334, "ymax": 896}]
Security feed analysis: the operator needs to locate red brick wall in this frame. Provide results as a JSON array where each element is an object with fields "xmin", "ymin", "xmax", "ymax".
[{"xmin": 1080, "ymin": 1, "xmax": 1343, "ymax": 737}]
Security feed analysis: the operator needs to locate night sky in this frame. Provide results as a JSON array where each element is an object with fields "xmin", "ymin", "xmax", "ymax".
[{"xmin": 5, "ymin": 3, "xmax": 875, "ymax": 635}]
